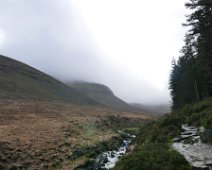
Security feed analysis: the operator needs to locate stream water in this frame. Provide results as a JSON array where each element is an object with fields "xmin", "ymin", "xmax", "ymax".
[
  {"xmin": 173, "ymin": 125, "xmax": 212, "ymax": 169},
  {"xmin": 93, "ymin": 131, "xmax": 135, "ymax": 169}
]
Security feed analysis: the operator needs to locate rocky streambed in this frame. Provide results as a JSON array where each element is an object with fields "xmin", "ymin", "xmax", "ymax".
[
  {"xmin": 92, "ymin": 130, "xmax": 135, "ymax": 169},
  {"xmin": 74, "ymin": 130, "xmax": 136, "ymax": 170},
  {"xmin": 173, "ymin": 125, "xmax": 212, "ymax": 170}
]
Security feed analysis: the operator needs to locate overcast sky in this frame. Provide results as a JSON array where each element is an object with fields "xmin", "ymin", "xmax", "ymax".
[{"xmin": 0, "ymin": 0, "xmax": 188, "ymax": 105}]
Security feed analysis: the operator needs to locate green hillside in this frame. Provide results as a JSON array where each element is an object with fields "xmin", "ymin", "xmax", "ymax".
[
  {"xmin": 67, "ymin": 82, "xmax": 139, "ymax": 112},
  {"xmin": 0, "ymin": 55, "xmax": 99, "ymax": 105},
  {"xmin": 113, "ymin": 98, "xmax": 212, "ymax": 170}
]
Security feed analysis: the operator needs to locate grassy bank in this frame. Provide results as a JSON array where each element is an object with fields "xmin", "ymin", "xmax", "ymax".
[{"xmin": 113, "ymin": 98, "xmax": 212, "ymax": 170}]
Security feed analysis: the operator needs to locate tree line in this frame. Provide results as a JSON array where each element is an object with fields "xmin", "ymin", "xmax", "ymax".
[{"xmin": 169, "ymin": 0, "xmax": 212, "ymax": 110}]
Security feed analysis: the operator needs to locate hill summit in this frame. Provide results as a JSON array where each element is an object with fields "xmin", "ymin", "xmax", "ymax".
[{"xmin": 68, "ymin": 82, "xmax": 138, "ymax": 111}]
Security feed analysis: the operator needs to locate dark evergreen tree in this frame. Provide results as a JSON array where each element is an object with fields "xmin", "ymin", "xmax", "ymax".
[
  {"xmin": 185, "ymin": 0, "xmax": 212, "ymax": 96},
  {"xmin": 170, "ymin": 34, "xmax": 199, "ymax": 109},
  {"xmin": 169, "ymin": 0, "xmax": 212, "ymax": 110},
  {"xmin": 169, "ymin": 58, "xmax": 180, "ymax": 110}
]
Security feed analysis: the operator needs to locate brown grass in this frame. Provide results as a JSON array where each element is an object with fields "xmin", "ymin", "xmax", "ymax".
[{"xmin": 0, "ymin": 100, "xmax": 151, "ymax": 170}]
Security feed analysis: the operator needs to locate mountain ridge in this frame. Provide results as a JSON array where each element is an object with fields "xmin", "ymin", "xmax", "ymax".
[
  {"xmin": 67, "ymin": 81, "xmax": 140, "ymax": 112},
  {"xmin": 0, "ymin": 55, "xmax": 142, "ymax": 112},
  {"xmin": 0, "ymin": 55, "xmax": 99, "ymax": 105}
]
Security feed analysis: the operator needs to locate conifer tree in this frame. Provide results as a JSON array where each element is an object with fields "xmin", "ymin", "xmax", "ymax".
[
  {"xmin": 185, "ymin": 0, "xmax": 212, "ymax": 96},
  {"xmin": 169, "ymin": 0, "xmax": 212, "ymax": 110}
]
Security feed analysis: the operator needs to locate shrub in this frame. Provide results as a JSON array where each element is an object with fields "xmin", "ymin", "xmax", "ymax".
[{"xmin": 113, "ymin": 143, "xmax": 192, "ymax": 170}]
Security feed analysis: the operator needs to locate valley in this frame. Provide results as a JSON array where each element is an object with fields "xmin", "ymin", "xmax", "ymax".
[
  {"xmin": 0, "ymin": 55, "xmax": 153, "ymax": 170},
  {"xmin": 0, "ymin": 100, "xmax": 150, "ymax": 170},
  {"xmin": 1, "ymin": 0, "xmax": 212, "ymax": 169},
  {"xmin": 0, "ymin": 54, "xmax": 211, "ymax": 170}
]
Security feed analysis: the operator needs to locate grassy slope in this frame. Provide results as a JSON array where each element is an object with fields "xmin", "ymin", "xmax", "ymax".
[
  {"xmin": 67, "ymin": 82, "xmax": 139, "ymax": 112},
  {"xmin": 0, "ymin": 55, "xmax": 99, "ymax": 105},
  {"xmin": 0, "ymin": 101, "xmax": 149, "ymax": 170},
  {"xmin": 113, "ymin": 98, "xmax": 212, "ymax": 170}
]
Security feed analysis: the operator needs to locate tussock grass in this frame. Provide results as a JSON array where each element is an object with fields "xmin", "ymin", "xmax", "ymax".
[{"xmin": 0, "ymin": 101, "xmax": 149, "ymax": 169}]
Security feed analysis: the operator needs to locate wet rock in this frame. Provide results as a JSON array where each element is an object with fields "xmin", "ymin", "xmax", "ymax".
[
  {"xmin": 77, "ymin": 130, "xmax": 136, "ymax": 169},
  {"xmin": 111, "ymin": 152, "xmax": 115, "ymax": 158},
  {"xmin": 103, "ymin": 156, "xmax": 108, "ymax": 164},
  {"xmin": 94, "ymin": 131, "xmax": 135, "ymax": 169},
  {"xmin": 173, "ymin": 125, "xmax": 212, "ymax": 169}
]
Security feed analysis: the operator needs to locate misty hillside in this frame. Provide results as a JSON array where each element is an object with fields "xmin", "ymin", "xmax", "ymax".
[
  {"xmin": 131, "ymin": 103, "xmax": 171, "ymax": 115},
  {"xmin": 67, "ymin": 82, "xmax": 139, "ymax": 112},
  {"xmin": 0, "ymin": 55, "xmax": 99, "ymax": 105}
]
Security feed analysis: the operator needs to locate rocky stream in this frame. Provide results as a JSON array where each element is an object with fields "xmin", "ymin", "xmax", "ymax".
[{"xmin": 92, "ymin": 130, "xmax": 135, "ymax": 169}]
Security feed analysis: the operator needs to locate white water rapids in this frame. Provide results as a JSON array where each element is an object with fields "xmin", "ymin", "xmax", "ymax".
[{"xmin": 94, "ymin": 130, "xmax": 135, "ymax": 169}]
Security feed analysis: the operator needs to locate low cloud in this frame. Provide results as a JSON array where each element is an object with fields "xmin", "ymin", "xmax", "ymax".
[{"xmin": 0, "ymin": 0, "xmax": 187, "ymax": 105}]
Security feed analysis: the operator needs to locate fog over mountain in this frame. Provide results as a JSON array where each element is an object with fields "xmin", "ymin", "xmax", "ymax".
[{"xmin": 0, "ymin": 0, "xmax": 188, "ymax": 105}]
